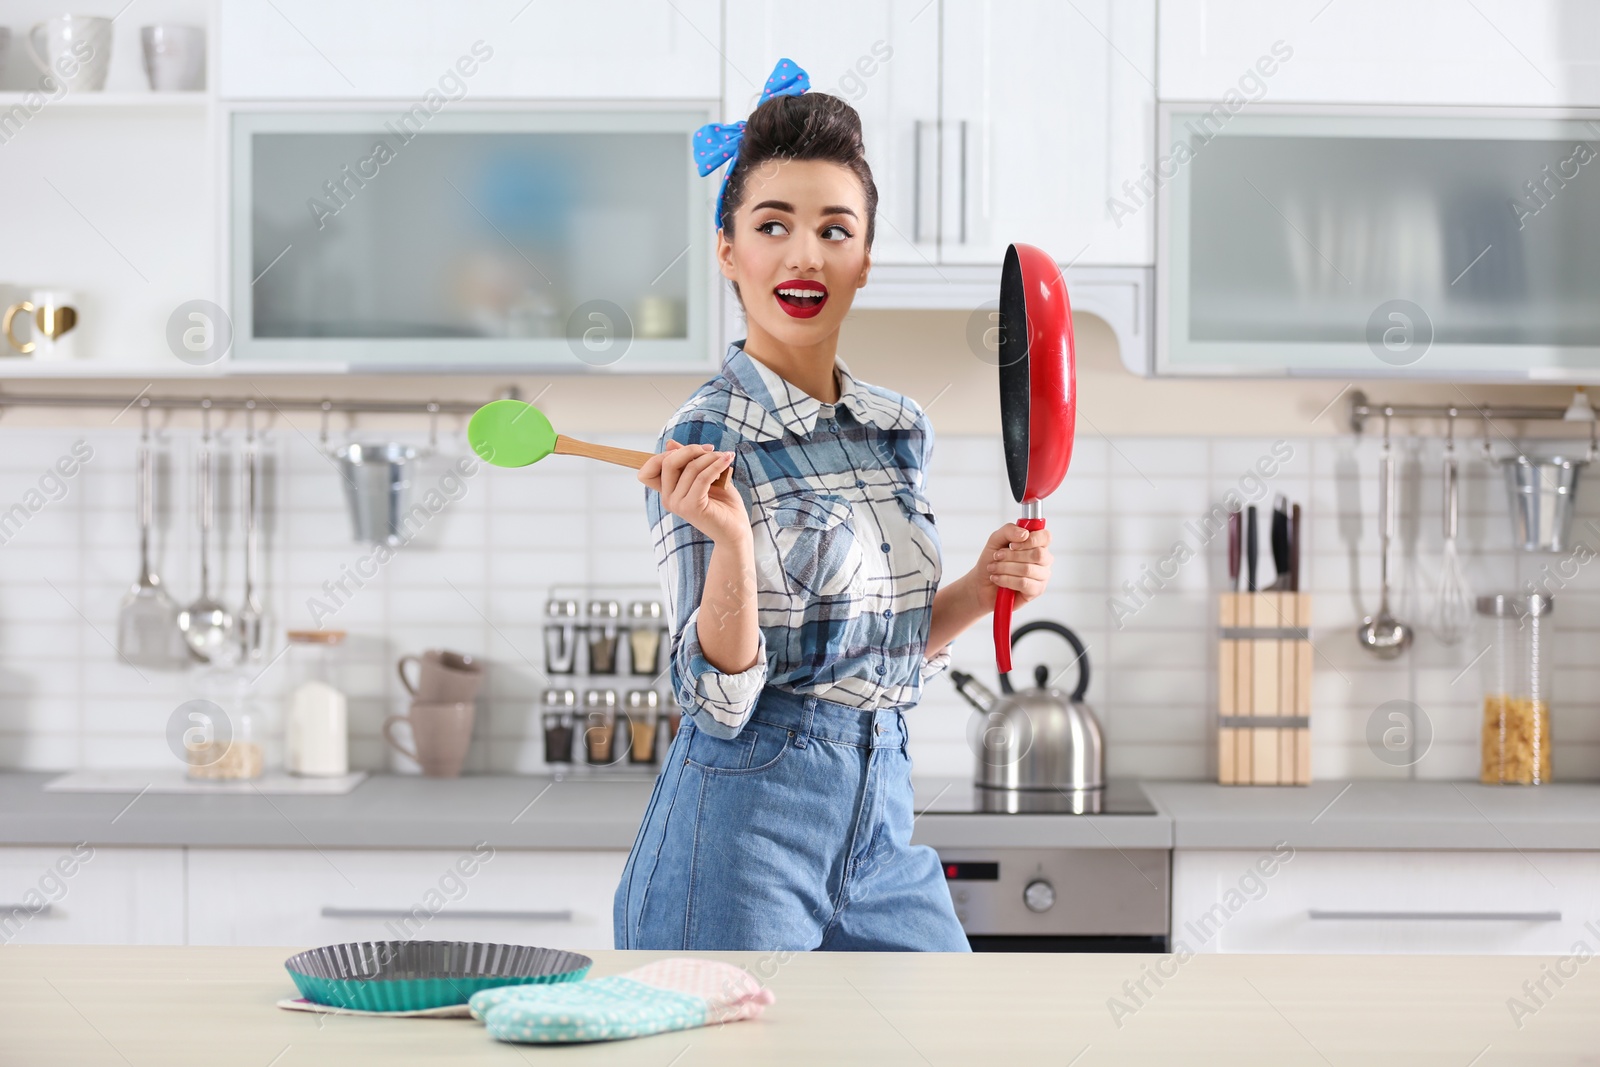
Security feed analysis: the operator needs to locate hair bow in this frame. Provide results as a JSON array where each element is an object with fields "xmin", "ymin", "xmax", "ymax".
[{"xmin": 693, "ymin": 58, "xmax": 811, "ymax": 231}]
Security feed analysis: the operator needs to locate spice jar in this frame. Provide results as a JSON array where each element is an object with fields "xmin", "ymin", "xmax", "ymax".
[
  {"xmin": 541, "ymin": 688, "xmax": 577, "ymax": 764},
  {"xmin": 626, "ymin": 690, "xmax": 659, "ymax": 764},
  {"xmin": 587, "ymin": 601, "xmax": 621, "ymax": 674},
  {"xmin": 1478, "ymin": 594, "xmax": 1554, "ymax": 784},
  {"xmin": 544, "ymin": 599, "xmax": 580, "ymax": 675},
  {"xmin": 628, "ymin": 601, "xmax": 665, "ymax": 676},
  {"xmin": 583, "ymin": 688, "xmax": 619, "ymax": 765}
]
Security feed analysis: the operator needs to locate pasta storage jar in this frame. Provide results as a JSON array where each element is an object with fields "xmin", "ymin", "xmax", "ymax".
[{"xmin": 1478, "ymin": 593, "xmax": 1553, "ymax": 785}]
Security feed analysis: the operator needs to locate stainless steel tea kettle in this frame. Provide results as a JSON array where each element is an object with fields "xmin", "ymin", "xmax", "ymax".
[{"xmin": 950, "ymin": 620, "xmax": 1104, "ymax": 793}]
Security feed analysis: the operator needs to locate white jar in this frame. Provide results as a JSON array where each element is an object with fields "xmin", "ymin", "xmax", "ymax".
[{"xmin": 284, "ymin": 630, "xmax": 349, "ymax": 776}]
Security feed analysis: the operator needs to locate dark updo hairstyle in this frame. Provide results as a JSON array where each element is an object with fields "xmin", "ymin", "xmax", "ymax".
[{"xmin": 718, "ymin": 91, "xmax": 878, "ymax": 251}]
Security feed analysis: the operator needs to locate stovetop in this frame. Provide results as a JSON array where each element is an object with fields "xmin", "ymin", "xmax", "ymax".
[{"xmin": 913, "ymin": 778, "xmax": 1157, "ymax": 816}]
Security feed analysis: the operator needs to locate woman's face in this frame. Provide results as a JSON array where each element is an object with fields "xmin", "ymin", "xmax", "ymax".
[{"xmin": 717, "ymin": 158, "xmax": 871, "ymax": 346}]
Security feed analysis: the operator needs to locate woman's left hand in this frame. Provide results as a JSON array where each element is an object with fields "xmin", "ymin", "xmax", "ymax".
[{"xmin": 971, "ymin": 523, "xmax": 1053, "ymax": 611}]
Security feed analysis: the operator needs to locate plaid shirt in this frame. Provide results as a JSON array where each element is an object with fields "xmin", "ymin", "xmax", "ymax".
[{"xmin": 649, "ymin": 341, "xmax": 951, "ymax": 739}]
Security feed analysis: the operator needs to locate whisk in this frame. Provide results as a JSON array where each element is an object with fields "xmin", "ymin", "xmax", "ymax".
[{"xmin": 1434, "ymin": 413, "xmax": 1472, "ymax": 644}]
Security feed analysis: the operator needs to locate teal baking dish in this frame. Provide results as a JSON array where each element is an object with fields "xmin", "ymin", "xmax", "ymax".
[{"xmin": 285, "ymin": 940, "xmax": 592, "ymax": 1012}]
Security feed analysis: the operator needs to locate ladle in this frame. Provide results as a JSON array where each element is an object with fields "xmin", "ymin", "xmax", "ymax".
[
  {"xmin": 177, "ymin": 402, "xmax": 237, "ymax": 665},
  {"xmin": 1358, "ymin": 413, "xmax": 1414, "ymax": 659}
]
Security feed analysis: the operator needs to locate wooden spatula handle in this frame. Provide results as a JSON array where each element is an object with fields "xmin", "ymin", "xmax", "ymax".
[{"xmin": 554, "ymin": 435, "xmax": 730, "ymax": 489}]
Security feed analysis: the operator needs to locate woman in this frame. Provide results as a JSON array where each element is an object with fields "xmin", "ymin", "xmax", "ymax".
[{"xmin": 613, "ymin": 59, "xmax": 1054, "ymax": 952}]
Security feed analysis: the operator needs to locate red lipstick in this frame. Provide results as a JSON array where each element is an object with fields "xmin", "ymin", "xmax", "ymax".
[{"xmin": 774, "ymin": 279, "xmax": 828, "ymax": 319}]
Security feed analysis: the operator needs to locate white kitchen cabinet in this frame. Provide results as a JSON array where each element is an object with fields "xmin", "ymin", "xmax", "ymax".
[
  {"xmin": 1174, "ymin": 850, "xmax": 1600, "ymax": 955},
  {"xmin": 1158, "ymin": 0, "xmax": 1600, "ymax": 108},
  {"xmin": 939, "ymin": 0, "xmax": 1155, "ymax": 267},
  {"xmin": 219, "ymin": 0, "xmax": 722, "ymax": 100},
  {"xmin": 186, "ymin": 848, "xmax": 627, "ymax": 951},
  {"xmin": 724, "ymin": 0, "xmax": 1154, "ymax": 268},
  {"xmin": 723, "ymin": 0, "xmax": 940, "ymax": 266},
  {"xmin": 0, "ymin": 847, "xmax": 183, "ymax": 945}
]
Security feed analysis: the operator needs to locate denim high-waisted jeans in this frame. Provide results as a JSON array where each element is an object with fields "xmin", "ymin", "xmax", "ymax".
[{"xmin": 613, "ymin": 686, "xmax": 971, "ymax": 952}]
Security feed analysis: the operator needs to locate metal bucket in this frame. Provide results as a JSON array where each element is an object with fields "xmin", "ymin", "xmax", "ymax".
[
  {"xmin": 333, "ymin": 442, "xmax": 417, "ymax": 546},
  {"xmin": 1501, "ymin": 453, "xmax": 1586, "ymax": 552}
]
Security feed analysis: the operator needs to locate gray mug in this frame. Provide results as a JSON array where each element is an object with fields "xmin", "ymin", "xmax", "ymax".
[
  {"xmin": 398, "ymin": 649, "xmax": 483, "ymax": 704},
  {"xmin": 384, "ymin": 701, "xmax": 475, "ymax": 778}
]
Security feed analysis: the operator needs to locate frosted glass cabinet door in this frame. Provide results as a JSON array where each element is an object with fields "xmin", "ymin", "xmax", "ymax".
[
  {"xmin": 231, "ymin": 109, "xmax": 714, "ymax": 371},
  {"xmin": 938, "ymin": 0, "xmax": 1156, "ymax": 267},
  {"xmin": 723, "ymin": 0, "xmax": 939, "ymax": 266},
  {"xmin": 1159, "ymin": 106, "xmax": 1600, "ymax": 378}
]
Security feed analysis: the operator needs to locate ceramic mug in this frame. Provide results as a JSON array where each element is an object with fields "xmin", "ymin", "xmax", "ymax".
[
  {"xmin": 383, "ymin": 701, "xmax": 475, "ymax": 778},
  {"xmin": 140, "ymin": 25, "xmax": 206, "ymax": 92},
  {"xmin": 3, "ymin": 290, "xmax": 78, "ymax": 361},
  {"xmin": 397, "ymin": 649, "xmax": 483, "ymax": 704},
  {"xmin": 27, "ymin": 15, "xmax": 112, "ymax": 92}
]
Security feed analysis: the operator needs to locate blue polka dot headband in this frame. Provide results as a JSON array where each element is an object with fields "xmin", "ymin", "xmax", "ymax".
[{"xmin": 693, "ymin": 58, "xmax": 811, "ymax": 231}]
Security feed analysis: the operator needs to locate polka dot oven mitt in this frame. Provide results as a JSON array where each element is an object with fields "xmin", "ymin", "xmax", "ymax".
[{"xmin": 468, "ymin": 958, "xmax": 775, "ymax": 1044}]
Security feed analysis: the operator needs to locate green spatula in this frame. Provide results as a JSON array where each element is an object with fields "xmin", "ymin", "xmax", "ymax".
[{"xmin": 468, "ymin": 399, "xmax": 729, "ymax": 487}]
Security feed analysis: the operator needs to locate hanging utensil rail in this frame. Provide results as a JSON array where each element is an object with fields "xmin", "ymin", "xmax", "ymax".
[
  {"xmin": 0, "ymin": 391, "xmax": 509, "ymax": 417},
  {"xmin": 1348, "ymin": 390, "xmax": 1586, "ymax": 433}
]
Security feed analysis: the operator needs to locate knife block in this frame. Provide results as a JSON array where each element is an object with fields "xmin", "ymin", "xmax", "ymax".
[{"xmin": 1216, "ymin": 592, "xmax": 1311, "ymax": 785}]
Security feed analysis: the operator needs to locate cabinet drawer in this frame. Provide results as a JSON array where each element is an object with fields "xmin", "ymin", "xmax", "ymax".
[
  {"xmin": 1174, "ymin": 850, "xmax": 1600, "ymax": 955},
  {"xmin": 187, "ymin": 849, "xmax": 627, "ymax": 952},
  {"xmin": 0, "ymin": 846, "xmax": 183, "ymax": 945}
]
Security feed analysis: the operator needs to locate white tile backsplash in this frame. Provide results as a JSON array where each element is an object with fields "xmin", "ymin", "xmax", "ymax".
[{"xmin": 1, "ymin": 425, "xmax": 1598, "ymax": 784}]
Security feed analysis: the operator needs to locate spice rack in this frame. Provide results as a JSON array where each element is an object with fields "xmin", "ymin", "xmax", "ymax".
[
  {"xmin": 1217, "ymin": 592, "xmax": 1312, "ymax": 785},
  {"xmin": 540, "ymin": 584, "xmax": 676, "ymax": 776}
]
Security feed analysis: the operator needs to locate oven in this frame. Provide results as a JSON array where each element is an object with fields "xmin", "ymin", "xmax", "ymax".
[
  {"xmin": 939, "ymin": 847, "xmax": 1169, "ymax": 952},
  {"xmin": 922, "ymin": 780, "xmax": 1171, "ymax": 952}
]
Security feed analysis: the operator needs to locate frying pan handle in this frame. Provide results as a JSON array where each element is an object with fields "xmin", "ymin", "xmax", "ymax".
[{"xmin": 993, "ymin": 516, "xmax": 1046, "ymax": 674}]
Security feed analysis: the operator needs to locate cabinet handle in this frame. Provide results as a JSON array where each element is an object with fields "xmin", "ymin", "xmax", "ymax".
[
  {"xmin": 320, "ymin": 907, "xmax": 574, "ymax": 923},
  {"xmin": 913, "ymin": 119, "xmax": 927, "ymax": 245},
  {"xmin": 1308, "ymin": 909, "xmax": 1562, "ymax": 923},
  {"xmin": 958, "ymin": 119, "xmax": 969, "ymax": 245},
  {"xmin": 0, "ymin": 903, "xmax": 51, "ymax": 917}
]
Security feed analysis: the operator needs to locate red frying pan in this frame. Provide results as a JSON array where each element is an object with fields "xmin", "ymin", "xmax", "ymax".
[{"xmin": 994, "ymin": 243, "xmax": 1077, "ymax": 675}]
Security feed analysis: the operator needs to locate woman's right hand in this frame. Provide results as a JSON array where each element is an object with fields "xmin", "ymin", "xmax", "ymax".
[{"xmin": 638, "ymin": 440, "xmax": 749, "ymax": 546}]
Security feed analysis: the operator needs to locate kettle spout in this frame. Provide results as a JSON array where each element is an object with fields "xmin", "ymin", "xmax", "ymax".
[{"xmin": 949, "ymin": 670, "xmax": 998, "ymax": 714}]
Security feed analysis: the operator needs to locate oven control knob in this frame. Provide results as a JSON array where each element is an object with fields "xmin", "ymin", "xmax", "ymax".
[{"xmin": 1023, "ymin": 879, "xmax": 1055, "ymax": 913}]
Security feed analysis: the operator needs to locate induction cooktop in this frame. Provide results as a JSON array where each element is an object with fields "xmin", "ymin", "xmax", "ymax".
[{"xmin": 912, "ymin": 777, "xmax": 1158, "ymax": 816}]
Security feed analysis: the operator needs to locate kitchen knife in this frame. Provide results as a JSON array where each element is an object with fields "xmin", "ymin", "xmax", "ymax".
[
  {"xmin": 1246, "ymin": 505, "xmax": 1258, "ymax": 593},
  {"xmin": 1227, "ymin": 508, "xmax": 1241, "ymax": 593},
  {"xmin": 1270, "ymin": 494, "xmax": 1290, "ymax": 591},
  {"xmin": 1220, "ymin": 507, "xmax": 1244, "ymax": 785},
  {"xmin": 1289, "ymin": 502, "xmax": 1302, "ymax": 593}
]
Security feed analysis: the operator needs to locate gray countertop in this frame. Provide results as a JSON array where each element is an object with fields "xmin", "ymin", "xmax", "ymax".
[
  {"xmin": 1, "ymin": 772, "xmax": 651, "ymax": 851},
  {"xmin": 1141, "ymin": 780, "xmax": 1600, "ymax": 851},
  {"xmin": 3, "ymin": 772, "xmax": 1599, "ymax": 852}
]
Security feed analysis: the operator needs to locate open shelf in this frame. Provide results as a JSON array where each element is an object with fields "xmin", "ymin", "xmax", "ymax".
[
  {"xmin": 0, "ymin": 359, "xmax": 230, "ymax": 379},
  {"xmin": 0, "ymin": 90, "xmax": 211, "ymax": 112}
]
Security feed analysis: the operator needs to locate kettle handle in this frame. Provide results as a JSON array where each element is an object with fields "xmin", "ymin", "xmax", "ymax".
[{"xmin": 998, "ymin": 621, "xmax": 1089, "ymax": 701}]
